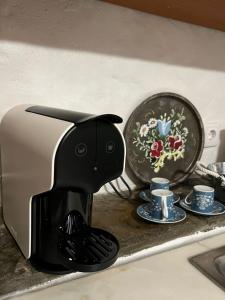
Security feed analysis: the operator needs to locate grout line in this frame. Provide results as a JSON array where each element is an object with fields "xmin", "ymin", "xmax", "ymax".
[{"xmin": 196, "ymin": 241, "xmax": 213, "ymax": 250}]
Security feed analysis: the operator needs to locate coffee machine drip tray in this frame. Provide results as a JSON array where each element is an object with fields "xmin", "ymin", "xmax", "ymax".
[
  {"xmin": 58, "ymin": 211, "xmax": 119, "ymax": 272},
  {"xmin": 59, "ymin": 228, "xmax": 119, "ymax": 272}
]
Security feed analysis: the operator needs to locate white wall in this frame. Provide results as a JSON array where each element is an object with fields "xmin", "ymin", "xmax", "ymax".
[{"xmin": 1, "ymin": 0, "xmax": 225, "ymax": 193}]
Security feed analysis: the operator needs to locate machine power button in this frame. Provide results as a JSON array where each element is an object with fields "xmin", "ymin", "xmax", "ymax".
[{"xmin": 75, "ymin": 143, "xmax": 87, "ymax": 157}]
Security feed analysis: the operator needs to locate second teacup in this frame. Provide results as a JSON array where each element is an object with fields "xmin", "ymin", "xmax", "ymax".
[
  {"xmin": 185, "ymin": 185, "xmax": 214, "ymax": 213},
  {"xmin": 151, "ymin": 189, "xmax": 174, "ymax": 220},
  {"xmin": 150, "ymin": 177, "xmax": 170, "ymax": 191}
]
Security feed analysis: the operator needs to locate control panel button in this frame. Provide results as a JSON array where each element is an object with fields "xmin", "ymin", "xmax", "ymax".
[
  {"xmin": 75, "ymin": 143, "xmax": 87, "ymax": 157},
  {"xmin": 106, "ymin": 141, "xmax": 115, "ymax": 154}
]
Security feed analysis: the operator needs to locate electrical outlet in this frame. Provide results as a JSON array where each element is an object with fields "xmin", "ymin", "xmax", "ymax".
[{"xmin": 204, "ymin": 122, "xmax": 219, "ymax": 148}]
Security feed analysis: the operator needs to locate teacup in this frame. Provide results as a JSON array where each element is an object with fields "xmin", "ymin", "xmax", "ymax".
[
  {"xmin": 185, "ymin": 185, "xmax": 214, "ymax": 213},
  {"xmin": 150, "ymin": 189, "xmax": 174, "ymax": 220},
  {"xmin": 150, "ymin": 177, "xmax": 170, "ymax": 191}
]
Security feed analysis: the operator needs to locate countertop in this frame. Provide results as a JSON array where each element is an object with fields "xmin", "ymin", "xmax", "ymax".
[
  {"xmin": 2, "ymin": 179, "xmax": 225, "ymax": 299},
  {"xmin": 10, "ymin": 232, "xmax": 225, "ymax": 300}
]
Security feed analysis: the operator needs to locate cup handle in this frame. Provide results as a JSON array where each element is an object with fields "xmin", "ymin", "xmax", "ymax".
[
  {"xmin": 184, "ymin": 191, "xmax": 193, "ymax": 205},
  {"xmin": 161, "ymin": 196, "xmax": 168, "ymax": 219}
]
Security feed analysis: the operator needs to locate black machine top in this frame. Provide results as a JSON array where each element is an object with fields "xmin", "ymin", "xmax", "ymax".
[
  {"xmin": 27, "ymin": 105, "xmax": 125, "ymax": 193},
  {"xmin": 26, "ymin": 105, "xmax": 123, "ymax": 125}
]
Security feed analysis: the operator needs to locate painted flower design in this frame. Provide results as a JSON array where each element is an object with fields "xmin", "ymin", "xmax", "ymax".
[
  {"xmin": 157, "ymin": 119, "xmax": 171, "ymax": 136},
  {"xmin": 150, "ymin": 140, "xmax": 164, "ymax": 158},
  {"xmin": 168, "ymin": 135, "xmax": 183, "ymax": 150},
  {"xmin": 133, "ymin": 108, "xmax": 188, "ymax": 173},
  {"xmin": 183, "ymin": 127, "xmax": 189, "ymax": 135},
  {"xmin": 148, "ymin": 118, "xmax": 157, "ymax": 128},
  {"xmin": 139, "ymin": 124, "xmax": 149, "ymax": 137},
  {"xmin": 173, "ymin": 120, "xmax": 181, "ymax": 127}
]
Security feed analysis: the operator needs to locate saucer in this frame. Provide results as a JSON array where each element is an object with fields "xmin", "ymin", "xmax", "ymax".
[
  {"xmin": 179, "ymin": 197, "xmax": 225, "ymax": 216},
  {"xmin": 139, "ymin": 189, "xmax": 180, "ymax": 204},
  {"xmin": 136, "ymin": 203, "xmax": 186, "ymax": 224}
]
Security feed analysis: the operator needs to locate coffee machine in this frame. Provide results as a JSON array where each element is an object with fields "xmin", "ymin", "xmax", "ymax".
[{"xmin": 0, "ymin": 105, "xmax": 125, "ymax": 274}]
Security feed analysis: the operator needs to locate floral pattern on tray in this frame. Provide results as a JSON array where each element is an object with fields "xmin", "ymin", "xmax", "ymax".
[{"xmin": 133, "ymin": 108, "xmax": 189, "ymax": 173}]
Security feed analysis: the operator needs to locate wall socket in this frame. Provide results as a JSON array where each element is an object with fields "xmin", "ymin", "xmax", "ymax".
[{"xmin": 204, "ymin": 122, "xmax": 220, "ymax": 148}]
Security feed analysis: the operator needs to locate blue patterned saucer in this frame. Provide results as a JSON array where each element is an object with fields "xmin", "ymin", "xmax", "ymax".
[
  {"xmin": 136, "ymin": 203, "xmax": 186, "ymax": 224},
  {"xmin": 139, "ymin": 189, "xmax": 180, "ymax": 204},
  {"xmin": 179, "ymin": 198, "xmax": 225, "ymax": 216}
]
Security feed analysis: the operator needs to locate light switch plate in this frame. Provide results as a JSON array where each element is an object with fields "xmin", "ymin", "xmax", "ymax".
[{"xmin": 204, "ymin": 122, "xmax": 220, "ymax": 148}]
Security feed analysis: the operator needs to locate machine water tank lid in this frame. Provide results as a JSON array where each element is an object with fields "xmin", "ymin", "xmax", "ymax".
[{"xmin": 26, "ymin": 105, "xmax": 123, "ymax": 125}]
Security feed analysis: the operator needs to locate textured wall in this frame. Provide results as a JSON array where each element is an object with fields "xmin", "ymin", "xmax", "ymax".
[{"xmin": 1, "ymin": 0, "xmax": 225, "ymax": 196}]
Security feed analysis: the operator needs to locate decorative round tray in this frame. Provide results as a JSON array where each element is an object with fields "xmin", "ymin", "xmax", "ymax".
[{"xmin": 124, "ymin": 92, "xmax": 204, "ymax": 186}]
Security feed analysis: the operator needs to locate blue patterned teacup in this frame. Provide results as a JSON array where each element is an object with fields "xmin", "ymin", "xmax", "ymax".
[
  {"xmin": 150, "ymin": 189, "xmax": 174, "ymax": 220},
  {"xmin": 185, "ymin": 185, "xmax": 214, "ymax": 213},
  {"xmin": 150, "ymin": 177, "xmax": 170, "ymax": 191}
]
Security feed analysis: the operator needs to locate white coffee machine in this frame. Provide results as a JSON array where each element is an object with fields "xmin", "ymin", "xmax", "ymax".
[{"xmin": 0, "ymin": 105, "xmax": 125, "ymax": 274}]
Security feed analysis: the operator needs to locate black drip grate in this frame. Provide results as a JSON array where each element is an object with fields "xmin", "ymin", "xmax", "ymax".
[{"xmin": 58, "ymin": 211, "xmax": 119, "ymax": 272}]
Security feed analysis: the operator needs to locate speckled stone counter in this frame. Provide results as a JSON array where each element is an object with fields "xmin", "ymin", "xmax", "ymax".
[{"xmin": 1, "ymin": 182, "xmax": 225, "ymax": 299}]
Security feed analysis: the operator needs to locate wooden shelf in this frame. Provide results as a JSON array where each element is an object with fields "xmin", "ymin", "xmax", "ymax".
[{"xmin": 102, "ymin": 0, "xmax": 225, "ymax": 32}]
